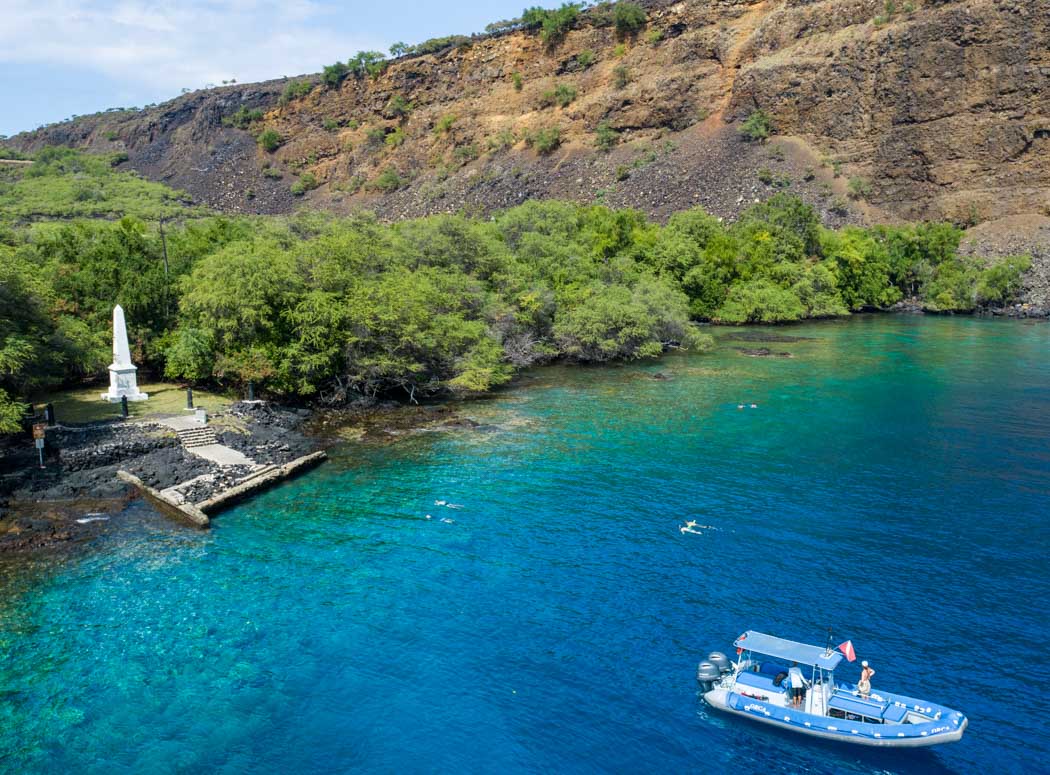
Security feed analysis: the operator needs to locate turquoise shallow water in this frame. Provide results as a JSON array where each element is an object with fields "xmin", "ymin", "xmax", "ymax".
[{"xmin": 1, "ymin": 316, "xmax": 1048, "ymax": 774}]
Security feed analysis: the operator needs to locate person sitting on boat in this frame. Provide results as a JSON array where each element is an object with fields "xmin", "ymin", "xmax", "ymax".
[
  {"xmin": 788, "ymin": 662, "xmax": 809, "ymax": 708},
  {"xmin": 858, "ymin": 660, "xmax": 875, "ymax": 699}
]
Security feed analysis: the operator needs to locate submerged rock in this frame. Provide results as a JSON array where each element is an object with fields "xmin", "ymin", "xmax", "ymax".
[
  {"xmin": 724, "ymin": 332, "xmax": 814, "ymax": 343},
  {"xmin": 733, "ymin": 347, "xmax": 794, "ymax": 358}
]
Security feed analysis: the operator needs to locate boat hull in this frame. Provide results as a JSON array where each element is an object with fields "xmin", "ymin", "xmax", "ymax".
[{"xmin": 704, "ymin": 688, "xmax": 968, "ymax": 748}]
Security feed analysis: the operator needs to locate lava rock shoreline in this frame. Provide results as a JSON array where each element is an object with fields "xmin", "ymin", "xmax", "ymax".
[{"xmin": 0, "ymin": 401, "xmax": 319, "ymax": 553}]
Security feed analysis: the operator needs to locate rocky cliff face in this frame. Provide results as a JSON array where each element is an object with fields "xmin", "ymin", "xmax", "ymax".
[{"xmin": 9, "ymin": 0, "xmax": 1049, "ymax": 230}]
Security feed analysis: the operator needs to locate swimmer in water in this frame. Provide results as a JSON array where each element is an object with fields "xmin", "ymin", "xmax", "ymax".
[
  {"xmin": 434, "ymin": 500, "xmax": 447, "ymax": 506},
  {"xmin": 750, "ymin": 403, "xmax": 757, "ymax": 408},
  {"xmin": 441, "ymin": 517, "xmax": 455, "ymax": 524},
  {"xmin": 737, "ymin": 404, "xmax": 744, "ymax": 410}
]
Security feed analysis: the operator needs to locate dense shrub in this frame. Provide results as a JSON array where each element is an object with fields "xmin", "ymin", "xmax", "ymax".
[
  {"xmin": 595, "ymin": 121, "xmax": 619, "ymax": 151},
  {"xmin": 434, "ymin": 114, "xmax": 457, "ymax": 135},
  {"xmin": 368, "ymin": 167, "xmax": 404, "ymax": 192},
  {"xmin": 488, "ymin": 129, "xmax": 518, "ymax": 151},
  {"xmin": 526, "ymin": 126, "xmax": 562, "ymax": 154},
  {"xmin": 223, "ymin": 107, "xmax": 264, "ymax": 129},
  {"xmin": 280, "ymin": 80, "xmax": 314, "ymax": 104},
  {"xmin": 974, "ymin": 255, "xmax": 1031, "ymax": 306},
  {"xmin": 322, "ymin": 61, "xmax": 350, "ymax": 88},
  {"xmin": 714, "ymin": 279, "xmax": 806, "ymax": 323},
  {"xmin": 613, "ymin": 65, "xmax": 630, "ymax": 89},
  {"xmin": 403, "ymin": 35, "xmax": 471, "ymax": 56},
  {"xmin": 540, "ymin": 83, "xmax": 577, "ymax": 108},
  {"xmin": 366, "ymin": 126, "xmax": 387, "ymax": 146},
  {"xmin": 384, "ymin": 94, "xmax": 413, "ymax": 120},
  {"xmin": 848, "ymin": 176, "xmax": 872, "ymax": 200},
  {"xmin": 290, "ymin": 172, "xmax": 319, "ymax": 196},
  {"xmin": 452, "ymin": 143, "xmax": 480, "ymax": 165},
  {"xmin": 348, "ymin": 51, "xmax": 387, "ymax": 79},
  {"xmin": 257, "ymin": 129, "xmax": 282, "ymax": 152},
  {"xmin": 740, "ymin": 109, "xmax": 774, "ymax": 142},
  {"xmin": 614, "ymin": 2, "xmax": 647, "ymax": 37},
  {"xmin": 522, "ymin": 4, "xmax": 581, "ymax": 46}
]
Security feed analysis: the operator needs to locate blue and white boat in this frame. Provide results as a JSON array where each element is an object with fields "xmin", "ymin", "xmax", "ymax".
[{"xmin": 697, "ymin": 631, "xmax": 968, "ymax": 747}]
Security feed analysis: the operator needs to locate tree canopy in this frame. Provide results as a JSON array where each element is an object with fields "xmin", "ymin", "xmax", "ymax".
[{"xmin": 0, "ymin": 149, "xmax": 1031, "ymax": 432}]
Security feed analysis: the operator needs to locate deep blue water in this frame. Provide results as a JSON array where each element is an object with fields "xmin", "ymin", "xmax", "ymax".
[{"xmin": 1, "ymin": 316, "xmax": 1048, "ymax": 774}]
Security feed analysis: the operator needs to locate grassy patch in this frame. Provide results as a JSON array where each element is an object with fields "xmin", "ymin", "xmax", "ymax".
[
  {"xmin": 33, "ymin": 382, "xmax": 234, "ymax": 424},
  {"xmin": 0, "ymin": 148, "xmax": 201, "ymax": 221}
]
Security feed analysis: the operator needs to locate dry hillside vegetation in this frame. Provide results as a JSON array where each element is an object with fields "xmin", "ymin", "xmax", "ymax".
[{"xmin": 10, "ymin": 0, "xmax": 1049, "ymax": 232}]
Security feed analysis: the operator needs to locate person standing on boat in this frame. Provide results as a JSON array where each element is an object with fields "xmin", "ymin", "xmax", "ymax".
[
  {"xmin": 858, "ymin": 660, "xmax": 875, "ymax": 699},
  {"xmin": 788, "ymin": 662, "xmax": 809, "ymax": 708}
]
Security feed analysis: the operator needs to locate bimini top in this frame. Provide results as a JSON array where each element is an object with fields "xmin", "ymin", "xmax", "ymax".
[{"xmin": 734, "ymin": 631, "xmax": 844, "ymax": 671}]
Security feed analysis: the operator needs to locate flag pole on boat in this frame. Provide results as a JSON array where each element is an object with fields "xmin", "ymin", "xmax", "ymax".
[{"xmin": 824, "ymin": 626, "xmax": 833, "ymax": 657}]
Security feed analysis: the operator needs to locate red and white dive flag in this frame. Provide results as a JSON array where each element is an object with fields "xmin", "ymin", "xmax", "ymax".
[{"xmin": 838, "ymin": 640, "xmax": 857, "ymax": 662}]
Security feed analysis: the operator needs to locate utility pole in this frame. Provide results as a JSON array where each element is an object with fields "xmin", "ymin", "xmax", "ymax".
[{"xmin": 159, "ymin": 217, "xmax": 171, "ymax": 320}]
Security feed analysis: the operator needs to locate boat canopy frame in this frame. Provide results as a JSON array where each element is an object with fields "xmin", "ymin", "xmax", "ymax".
[{"xmin": 734, "ymin": 631, "xmax": 844, "ymax": 671}]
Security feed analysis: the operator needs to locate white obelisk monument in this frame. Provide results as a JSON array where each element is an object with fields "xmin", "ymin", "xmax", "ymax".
[{"xmin": 101, "ymin": 305, "xmax": 148, "ymax": 402}]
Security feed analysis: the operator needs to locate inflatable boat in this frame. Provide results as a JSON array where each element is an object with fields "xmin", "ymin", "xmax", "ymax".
[{"xmin": 697, "ymin": 631, "xmax": 968, "ymax": 747}]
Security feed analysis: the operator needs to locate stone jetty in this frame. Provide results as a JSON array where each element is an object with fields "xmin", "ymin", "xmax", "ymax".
[{"xmin": 116, "ymin": 412, "xmax": 326, "ymax": 528}]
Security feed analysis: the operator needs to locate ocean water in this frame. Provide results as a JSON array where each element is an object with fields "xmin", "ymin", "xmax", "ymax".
[{"xmin": 1, "ymin": 315, "xmax": 1048, "ymax": 774}]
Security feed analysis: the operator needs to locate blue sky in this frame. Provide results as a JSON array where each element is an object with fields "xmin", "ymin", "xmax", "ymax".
[{"xmin": 0, "ymin": 0, "xmax": 528, "ymax": 137}]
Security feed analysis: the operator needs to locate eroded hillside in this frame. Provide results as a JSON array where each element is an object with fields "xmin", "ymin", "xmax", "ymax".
[{"xmin": 9, "ymin": 0, "xmax": 1049, "ymax": 229}]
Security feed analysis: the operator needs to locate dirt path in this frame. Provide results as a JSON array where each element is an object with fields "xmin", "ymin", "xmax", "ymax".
[{"xmin": 713, "ymin": 0, "xmax": 772, "ymax": 121}]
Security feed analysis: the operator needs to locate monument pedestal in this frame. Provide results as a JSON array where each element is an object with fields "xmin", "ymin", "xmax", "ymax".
[{"xmin": 101, "ymin": 365, "xmax": 149, "ymax": 402}]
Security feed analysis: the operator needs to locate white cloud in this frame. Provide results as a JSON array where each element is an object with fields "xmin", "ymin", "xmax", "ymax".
[{"xmin": 0, "ymin": 0, "xmax": 385, "ymax": 95}]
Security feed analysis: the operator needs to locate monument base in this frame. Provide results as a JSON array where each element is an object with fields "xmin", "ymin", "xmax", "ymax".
[
  {"xmin": 101, "ymin": 392, "xmax": 149, "ymax": 403},
  {"xmin": 101, "ymin": 365, "xmax": 149, "ymax": 402}
]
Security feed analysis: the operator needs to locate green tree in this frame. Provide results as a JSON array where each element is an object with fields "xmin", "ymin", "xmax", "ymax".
[
  {"xmin": 322, "ymin": 61, "xmax": 350, "ymax": 88},
  {"xmin": 821, "ymin": 227, "xmax": 901, "ymax": 309},
  {"xmin": 171, "ymin": 239, "xmax": 304, "ymax": 385},
  {"xmin": 348, "ymin": 51, "xmax": 387, "ymax": 79},
  {"xmin": 553, "ymin": 277, "xmax": 706, "ymax": 362},
  {"xmin": 975, "ymin": 256, "xmax": 1031, "ymax": 306},
  {"xmin": 715, "ymin": 279, "xmax": 805, "ymax": 323}
]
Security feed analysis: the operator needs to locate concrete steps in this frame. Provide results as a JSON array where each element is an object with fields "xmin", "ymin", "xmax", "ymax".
[{"xmin": 176, "ymin": 427, "xmax": 219, "ymax": 448}]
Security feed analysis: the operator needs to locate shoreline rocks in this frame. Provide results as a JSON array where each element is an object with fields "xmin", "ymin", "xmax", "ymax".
[{"xmin": 0, "ymin": 401, "xmax": 322, "ymax": 554}]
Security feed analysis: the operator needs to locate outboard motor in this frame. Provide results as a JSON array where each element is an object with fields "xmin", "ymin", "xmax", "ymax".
[
  {"xmin": 707, "ymin": 651, "xmax": 732, "ymax": 674},
  {"xmin": 697, "ymin": 660, "xmax": 721, "ymax": 691}
]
